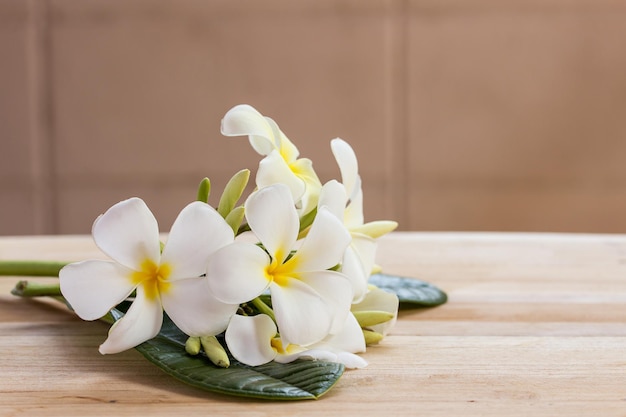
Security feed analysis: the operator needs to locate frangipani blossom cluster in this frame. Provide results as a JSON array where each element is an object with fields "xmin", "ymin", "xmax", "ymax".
[{"xmin": 59, "ymin": 104, "xmax": 398, "ymax": 369}]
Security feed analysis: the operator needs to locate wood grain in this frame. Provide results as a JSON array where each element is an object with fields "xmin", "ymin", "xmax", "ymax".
[{"xmin": 1, "ymin": 232, "xmax": 626, "ymax": 416}]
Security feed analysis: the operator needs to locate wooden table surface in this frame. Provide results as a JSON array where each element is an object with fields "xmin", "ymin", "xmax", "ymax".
[{"xmin": 1, "ymin": 232, "xmax": 625, "ymax": 416}]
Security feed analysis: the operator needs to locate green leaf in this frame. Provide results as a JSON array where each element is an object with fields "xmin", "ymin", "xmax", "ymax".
[
  {"xmin": 109, "ymin": 306, "xmax": 344, "ymax": 400},
  {"xmin": 368, "ymin": 273, "xmax": 447, "ymax": 307}
]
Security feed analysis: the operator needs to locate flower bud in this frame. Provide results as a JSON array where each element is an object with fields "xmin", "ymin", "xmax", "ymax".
[
  {"xmin": 225, "ymin": 206, "xmax": 245, "ymax": 234},
  {"xmin": 185, "ymin": 336, "xmax": 201, "ymax": 355},
  {"xmin": 363, "ymin": 329, "xmax": 384, "ymax": 345},
  {"xmin": 196, "ymin": 177, "xmax": 211, "ymax": 203},
  {"xmin": 218, "ymin": 169, "xmax": 250, "ymax": 218},
  {"xmin": 353, "ymin": 310, "xmax": 394, "ymax": 328},
  {"xmin": 200, "ymin": 335, "xmax": 230, "ymax": 368}
]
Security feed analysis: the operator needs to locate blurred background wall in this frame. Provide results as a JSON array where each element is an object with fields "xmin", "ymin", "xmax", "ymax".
[{"xmin": 3, "ymin": 0, "xmax": 626, "ymax": 235}]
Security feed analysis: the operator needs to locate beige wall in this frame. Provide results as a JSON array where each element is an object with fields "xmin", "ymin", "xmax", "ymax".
[{"xmin": 3, "ymin": 0, "xmax": 626, "ymax": 235}]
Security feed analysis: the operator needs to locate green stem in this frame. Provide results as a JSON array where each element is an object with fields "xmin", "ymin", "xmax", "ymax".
[
  {"xmin": 10, "ymin": 280, "xmax": 78, "ymax": 319},
  {"xmin": 11, "ymin": 280, "xmax": 62, "ymax": 297},
  {"xmin": 0, "ymin": 260, "xmax": 69, "ymax": 277},
  {"xmin": 251, "ymin": 297, "xmax": 275, "ymax": 322}
]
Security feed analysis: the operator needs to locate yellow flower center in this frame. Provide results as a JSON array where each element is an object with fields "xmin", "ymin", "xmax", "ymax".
[
  {"xmin": 288, "ymin": 160, "xmax": 305, "ymax": 176},
  {"xmin": 264, "ymin": 252, "xmax": 299, "ymax": 287},
  {"xmin": 130, "ymin": 259, "xmax": 172, "ymax": 302},
  {"xmin": 270, "ymin": 338, "xmax": 298, "ymax": 355}
]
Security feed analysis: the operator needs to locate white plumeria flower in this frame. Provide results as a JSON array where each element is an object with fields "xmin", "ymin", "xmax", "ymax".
[
  {"xmin": 206, "ymin": 183, "xmax": 353, "ymax": 347},
  {"xmin": 320, "ymin": 139, "xmax": 399, "ymax": 303},
  {"xmin": 330, "ymin": 138, "xmax": 399, "ymax": 238},
  {"xmin": 221, "ymin": 104, "xmax": 322, "ymax": 214},
  {"xmin": 318, "ymin": 180, "xmax": 373, "ymax": 304},
  {"xmin": 225, "ymin": 312, "xmax": 367, "ymax": 369},
  {"xmin": 59, "ymin": 198, "xmax": 239, "ymax": 354}
]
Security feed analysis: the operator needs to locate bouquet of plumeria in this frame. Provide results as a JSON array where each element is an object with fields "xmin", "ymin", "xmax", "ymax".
[{"xmin": 4, "ymin": 105, "xmax": 446, "ymax": 400}]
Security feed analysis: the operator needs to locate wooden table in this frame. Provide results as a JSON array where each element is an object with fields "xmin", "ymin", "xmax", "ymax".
[{"xmin": 1, "ymin": 232, "xmax": 625, "ymax": 416}]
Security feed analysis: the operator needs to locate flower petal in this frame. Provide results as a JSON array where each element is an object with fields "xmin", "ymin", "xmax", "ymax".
[
  {"xmin": 351, "ymin": 220, "xmax": 399, "ymax": 239},
  {"xmin": 266, "ymin": 117, "xmax": 300, "ymax": 161},
  {"xmin": 321, "ymin": 312, "xmax": 366, "ymax": 354},
  {"xmin": 289, "ymin": 157, "xmax": 322, "ymax": 214},
  {"xmin": 270, "ymin": 280, "xmax": 332, "ymax": 346},
  {"xmin": 297, "ymin": 270, "xmax": 353, "ymax": 334},
  {"xmin": 318, "ymin": 180, "xmax": 347, "ymax": 220},
  {"xmin": 331, "ymin": 138, "xmax": 359, "ymax": 199},
  {"xmin": 350, "ymin": 233, "xmax": 377, "ymax": 274},
  {"xmin": 92, "ymin": 197, "xmax": 160, "ymax": 270},
  {"xmin": 340, "ymin": 246, "xmax": 370, "ymax": 303},
  {"xmin": 59, "ymin": 260, "xmax": 136, "ymax": 321},
  {"xmin": 256, "ymin": 151, "xmax": 306, "ymax": 205},
  {"xmin": 225, "ymin": 314, "xmax": 277, "ymax": 366},
  {"xmin": 245, "ymin": 184, "xmax": 299, "ymax": 263},
  {"xmin": 161, "ymin": 202, "xmax": 234, "ymax": 280},
  {"xmin": 335, "ymin": 352, "xmax": 368, "ymax": 369},
  {"xmin": 275, "ymin": 348, "xmax": 337, "ymax": 365},
  {"xmin": 344, "ymin": 179, "xmax": 364, "ymax": 228},
  {"xmin": 206, "ymin": 242, "xmax": 271, "ymax": 304},
  {"xmin": 220, "ymin": 104, "xmax": 277, "ymax": 155},
  {"xmin": 161, "ymin": 277, "xmax": 238, "ymax": 337},
  {"xmin": 290, "ymin": 207, "xmax": 350, "ymax": 272},
  {"xmin": 98, "ymin": 283, "xmax": 163, "ymax": 354}
]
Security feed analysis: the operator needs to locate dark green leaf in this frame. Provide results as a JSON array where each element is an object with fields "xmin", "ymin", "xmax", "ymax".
[
  {"xmin": 110, "ymin": 306, "xmax": 344, "ymax": 400},
  {"xmin": 369, "ymin": 273, "xmax": 447, "ymax": 307}
]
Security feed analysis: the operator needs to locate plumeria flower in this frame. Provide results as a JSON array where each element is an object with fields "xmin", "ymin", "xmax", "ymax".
[
  {"xmin": 59, "ymin": 198, "xmax": 239, "ymax": 354},
  {"xmin": 318, "ymin": 180, "xmax": 373, "ymax": 303},
  {"xmin": 330, "ymin": 138, "xmax": 398, "ymax": 238},
  {"xmin": 319, "ymin": 139, "xmax": 399, "ymax": 303},
  {"xmin": 206, "ymin": 183, "xmax": 353, "ymax": 347},
  {"xmin": 225, "ymin": 312, "xmax": 367, "ymax": 369},
  {"xmin": 221, "ymin": 104, "xmax": 322, "ymax": 214}
]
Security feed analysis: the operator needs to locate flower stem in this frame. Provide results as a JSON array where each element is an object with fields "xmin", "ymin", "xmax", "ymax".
[
  {"xmin": 251, "ymin": 297, "xmax": 275, "ymax": 322},
  {"xmin": 0, "ymin": 260, "xmax": 68, "ymax": 277},
  {"xmin": 10, "ymin": 280, "xmax": 75, "ymax": 318},
  {"xmin": 11, "ymin": 280, "xmax": 62, "ymax": 297}
]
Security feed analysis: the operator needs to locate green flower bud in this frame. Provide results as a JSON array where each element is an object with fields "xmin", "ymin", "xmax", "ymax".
[
  {"xmin": 200, "ymin": 335, "xmax": 230, "ymax": 368},
  {"xmin": 353, "ymin": 310, "xmax": 394, "ymax": 328},
  {"xmin": 185, "ymin": 336, "xmax": 201, "ymax": 355},
  {"xmin": 224, "ymin": 206, "xmax": 245, "ymax": 235},
  {"xmin": 196, "ymin": 177, "xmax": 211, "ymax": 203},
  {"xmin": 218, "ymin": 169, "xmax": 250, "ymax": 218},
  {"xmin": 298, "ymin": 207, "xmax": 317, "ymax": 234},
  {"xmin": 363, "ymin": 329, "xmax": 384, "ymax": 345}
]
